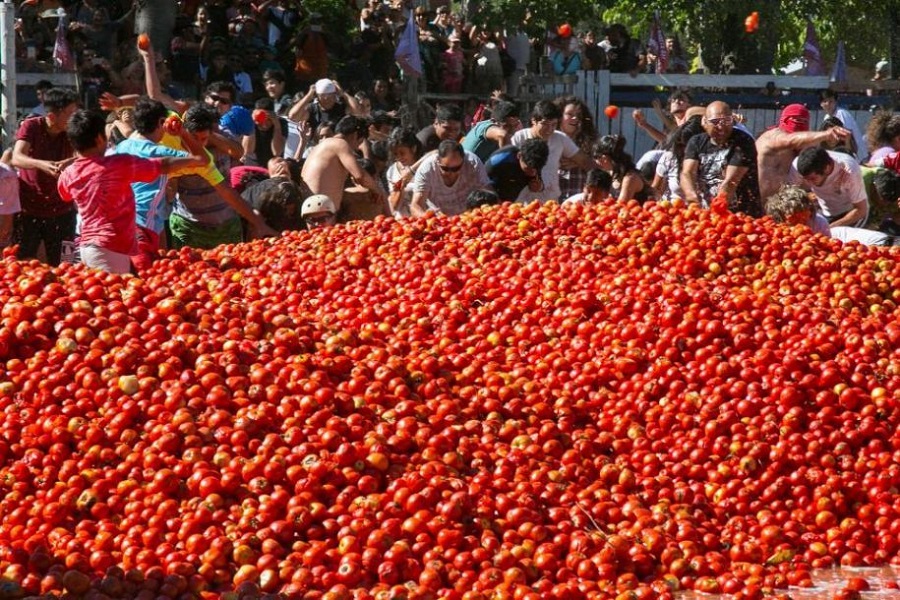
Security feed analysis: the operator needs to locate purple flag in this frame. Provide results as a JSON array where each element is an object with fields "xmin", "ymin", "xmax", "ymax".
[
  {"xmin": 803, "ymin": 19, "xmax": 826, "ymax": 76},
  {"xmin": 52, "ymin": 13, "xmax": 75, "ymax": 72},
  {"xmin": 647, "ymin": 11, "xmax": 668, "ymax": 74},
  {"xmin": 831, "ymin": 40, "xmax": 847, "ymax": 84},
  {"xmin": 394, "ymin": 12, "xmax": 423, "ymax": 79}
]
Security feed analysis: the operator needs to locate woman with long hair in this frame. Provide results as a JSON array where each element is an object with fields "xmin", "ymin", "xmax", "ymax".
[
  {"xmin": 651, "ymin": 121, "xmax": 700, "ymax": 200},
  {"xmin": 386, "ymin": 127, "xmax": 425, "ymax": 218},
  {"xmin": 554, "ymin": 95, "xmax": 598, "ymax": 200},
  {"xmin": 593, "ymin": 135, "xmax": 654, "ymax": 203},
  {"xmin": 865, "ymin": 111, "xmax": 900, "ymax": 166}
]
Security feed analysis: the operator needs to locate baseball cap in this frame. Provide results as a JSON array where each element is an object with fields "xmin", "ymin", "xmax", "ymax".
[{"xmin": 315, "ymin": 78, "xmax": 337, "ymax": 95}]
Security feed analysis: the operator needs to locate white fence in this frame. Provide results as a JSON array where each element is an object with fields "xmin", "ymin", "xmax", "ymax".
[{"xmin": 540, "ymin": 71, "xmax": 877, "ymax": 160}]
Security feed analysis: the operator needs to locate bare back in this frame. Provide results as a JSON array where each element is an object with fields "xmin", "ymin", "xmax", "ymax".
[
  {"xmin": 300, "ymin": 138, "xmax": 352, "ymax": 209},
  {"xmin": 756, "ymin": 128, "xmax": 800, "ymax": 202}
]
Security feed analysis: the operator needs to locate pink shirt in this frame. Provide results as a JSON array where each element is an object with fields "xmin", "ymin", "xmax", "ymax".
[{"xmin": 58, "ymin": 154, "xmax": 162, "ymax": 255}]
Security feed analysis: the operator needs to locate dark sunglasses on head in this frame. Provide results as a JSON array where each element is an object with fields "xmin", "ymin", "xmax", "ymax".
[{"xmin": 439, "ymin": 163, "xmax": 463, "ymax": 173}]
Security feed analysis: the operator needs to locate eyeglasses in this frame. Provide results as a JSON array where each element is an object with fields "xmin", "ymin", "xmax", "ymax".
[
  {"xmin": 438, "ymin": 162, "xmax": 463, "ymax": 173},
  {"xmin": 706, "ymin": 116, "xmax": 734, "ymax": 126},
  {"xmin": 207, "ymin": 94, "xmax": 232, "ymax": 105}
]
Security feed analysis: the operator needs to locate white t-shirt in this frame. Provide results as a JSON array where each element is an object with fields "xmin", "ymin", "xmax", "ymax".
[
  {"xmin": 510, "ymin": 128, "xmax": 579, "ymax": 201},
  {"xmin": 654, "ymin": 150, "xmax": 683, "ymax": 200},
  {"xmin": 410, "ymin": 150, "xmax": 490, "ymax": 216},
  {"xmin": 562, "ymin": 192, "xmax": 586, "ymax": 205},
  {"xmin": 386, "ymin": 162, "xmax": 419, "ymax": 217},
  {"xmin": 284, "ymin": 120, "xmax": 303, "ymax": 159},
  {"xmin": 831, "ymin": 226, "xmax": 891, "ymax": 245},
  {"xmin": 789, "ymin": 150, "xmax": 868, "ymax": 220}
]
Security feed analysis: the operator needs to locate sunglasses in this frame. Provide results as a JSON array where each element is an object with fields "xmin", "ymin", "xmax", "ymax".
[
  {"xmin": 207, "ymin": 94, "xmax": 232, "ymax": 104},
  {"xmin": 706, "ymin": 116, "xmax": 734, "ymax": 126},
  {"xmin": 438, "ymin": 162, "xmax": 463, "ymax": 173}
]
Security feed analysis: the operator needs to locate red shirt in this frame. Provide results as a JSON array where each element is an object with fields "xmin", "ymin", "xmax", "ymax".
[
  {"xmin": 16, "ymin": 117, "xmax": 74, "ymax": 218},
  {"xmin": 58, "ymin": 154, "xmax": 163, "ymax": 255},
  {"xmin": 883, "ymin": 151, "xmax": 900, "ymax": 174}
]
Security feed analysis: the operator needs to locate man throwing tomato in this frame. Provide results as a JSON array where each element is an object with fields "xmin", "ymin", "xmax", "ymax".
[{"xmin": 756, "ymin": 103, "xmax": 851, "ymax": 204}]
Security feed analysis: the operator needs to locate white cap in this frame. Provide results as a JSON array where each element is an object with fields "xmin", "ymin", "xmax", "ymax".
[
  {"xmin": 302, "ymin": 194, "xmax": 336, "ymax": 217},
  {"xmin": 315, "ymin": 78, "xmax": 337, "ymax": 95}
]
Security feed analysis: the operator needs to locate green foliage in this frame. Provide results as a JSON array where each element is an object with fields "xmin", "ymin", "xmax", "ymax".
[
  {"xmin": 474, "ymin": 0, "xmax": 891, "ymax": 75},
  {"xmin": 473, "ymin": 0, "xmax": 601, "ymax": 38},
  {"xmin": 301, "ymin": 0, "xmax": 356, "ymax": 41}
]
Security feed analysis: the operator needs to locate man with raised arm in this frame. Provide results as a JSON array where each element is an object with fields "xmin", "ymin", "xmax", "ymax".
[{"xmin": 756, "ymin": 104, "xmax": 851, "ymax": 203}]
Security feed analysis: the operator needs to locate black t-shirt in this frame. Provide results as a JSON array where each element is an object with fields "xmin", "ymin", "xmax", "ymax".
[
  {"xmin": 684, "ymin": 128, "xmax": 762, "ymax": 217},
  {"xmin": 605, "ymin": 38, "xmax": 641, "ymax": 73},
  {"xmin": 308, "ymin": 100, "xmax": 346, "ymax": 133},
  {"xmin": 254, "ymin": 118, "xmax": 289, "ymax": 167},
  {"xmin": 416, "ymin": 125, "xmax": 441, "ymax": 153},
  {"xmin": 485, "ymin": 145, "xmax": 530, "ymax": 201}
]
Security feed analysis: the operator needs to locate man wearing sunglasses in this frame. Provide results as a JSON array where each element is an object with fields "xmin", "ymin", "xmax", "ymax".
[
  {"xmin": 410, "ymin": 140, "xmax": 492, "ymax": 217},
  {"xmin": 680, "ymin": 101, "xmax": 763, "ymax": 217},
  {"xmin": 203, "ymin": 81, "xmax": 247, "ymax": 169},
  {"xmin": 756, "ymin": 104, "xmax": 851, "ymax": 204}
]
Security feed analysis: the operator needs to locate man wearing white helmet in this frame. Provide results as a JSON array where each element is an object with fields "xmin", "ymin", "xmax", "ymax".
[{"xmin": 301, "ymin": 194, "xmax": 337, "ymax": 229}]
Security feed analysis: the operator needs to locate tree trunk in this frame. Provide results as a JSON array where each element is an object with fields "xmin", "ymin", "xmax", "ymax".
[
  {"xmin": 134, "ymin": 0, "xmax": 180, "ymax": 59},
  {"xmin": 891, "ymin": 9, "xmax": 900, "ymax": 79}
]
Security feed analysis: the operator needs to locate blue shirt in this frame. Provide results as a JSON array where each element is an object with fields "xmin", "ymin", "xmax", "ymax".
[
  {"xmin": 551, "ymin": 50, "xmax": 581, "ymax": 75},
  {"xmin": 485, "ymin": 145, "xmax": 530, "ymax": 201},
  {"xmin": 461, "ymin": 120, "xmax": 500, "ymax": 163},
  {"xmin": 114, "ymin": 138, "xmax": 188, "ymax": 233}
]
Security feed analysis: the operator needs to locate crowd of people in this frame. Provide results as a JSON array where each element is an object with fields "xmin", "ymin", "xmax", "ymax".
[
  {"xmin": 14, "ymin": 0, "xmax": 686, "ymax": 110},
  {"xmin": 4, "ymin": 0, "xmax": 900, "ymax": 274}
]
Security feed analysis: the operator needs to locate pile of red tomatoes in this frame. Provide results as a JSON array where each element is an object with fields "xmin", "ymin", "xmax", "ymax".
[{"xmin": 0, "ymin": 199, "xmax": 899, "ymax": 600}]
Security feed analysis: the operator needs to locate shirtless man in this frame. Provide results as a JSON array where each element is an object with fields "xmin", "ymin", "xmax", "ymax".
[
  {"xmin": 300, "ymin": 115, "xmax": 385, "ymax": 211},
  {"xmin": 756, "ymin": 104, "xmax": 850, "ymax": 203}
]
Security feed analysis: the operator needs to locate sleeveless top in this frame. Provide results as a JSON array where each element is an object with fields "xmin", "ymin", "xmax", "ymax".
[{"xmin": 461, "ymin": 120, "xmax": 499, "ymax": 163}]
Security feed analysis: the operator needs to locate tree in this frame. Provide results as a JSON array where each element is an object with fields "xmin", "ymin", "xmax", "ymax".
[
  {"xmin": 478, "ymin": 0, "xmax": 893, "ymax": 77},
  {"xmin": 134, "ymin": 0, "xmax": 180, "ymax": 58}
]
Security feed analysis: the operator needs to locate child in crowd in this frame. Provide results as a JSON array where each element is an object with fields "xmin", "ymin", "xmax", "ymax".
[
  {"xmin": 563, "ymin": 168, "xmax": 613, "ymax": 205},
  {"xmin": 386, "ymin": 127, "xmax": 425, "ymax": 218},
  {"xmin": 58, "ymin": 109, "xmax": 205, "ymax": 274}
]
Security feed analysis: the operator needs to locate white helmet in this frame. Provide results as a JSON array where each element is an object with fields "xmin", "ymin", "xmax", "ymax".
[{"xmin": 301, "ymin": 194, "xmax": 336, "ymax": 217}]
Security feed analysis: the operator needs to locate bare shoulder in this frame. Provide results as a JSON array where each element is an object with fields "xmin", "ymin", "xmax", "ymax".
[{"xmin": 755, "ymin": 127, "xmax": 784, "ymax": 149}]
